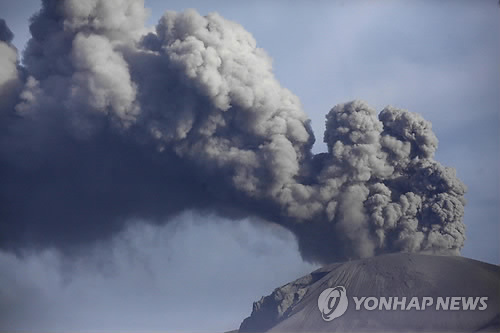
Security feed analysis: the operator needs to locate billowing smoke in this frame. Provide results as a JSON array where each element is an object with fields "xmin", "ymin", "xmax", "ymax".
[{"xmin": 0, "ymin": 0, "xmax": 466, "ymax": 264}]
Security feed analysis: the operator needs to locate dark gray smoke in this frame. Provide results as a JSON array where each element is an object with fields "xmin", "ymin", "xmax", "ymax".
[
  {"xmin": 0, "ymin": 0, "xmax": 466, "ymax": 264},
  {"xmin": 0, "ymin": 18, "xmax": 21, "ymax": 117},
  {"xmin": 0, "ymin": 19, "xmax": 14, "ymax": 43}
]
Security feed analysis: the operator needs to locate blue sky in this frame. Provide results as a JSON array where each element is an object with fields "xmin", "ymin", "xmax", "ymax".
[{"xmin": 0, "ymin": 0, "xmax": 498, "ymax": 331}]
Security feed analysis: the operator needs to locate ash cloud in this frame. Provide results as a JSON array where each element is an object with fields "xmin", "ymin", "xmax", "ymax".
[
  {"xmin": 0, "ymin": 19, "xmax": 14, "ymax": 43},
  {"xmin": 0, "ymin": 18, "xmax": 21, "ymax": 118},
  {"xmin": 0, "ymin": 0, "xmax": 467, "ymax": 264}
]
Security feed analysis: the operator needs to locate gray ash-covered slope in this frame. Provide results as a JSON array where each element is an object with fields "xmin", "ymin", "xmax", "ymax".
[{"xmin": 239, "ymin": 253, "xmax": 500, "ymax": 332}]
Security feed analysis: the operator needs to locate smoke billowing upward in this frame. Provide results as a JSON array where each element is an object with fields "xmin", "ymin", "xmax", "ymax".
[{"xmin": 0, "ymin": 0, "xmax": 466, "ymax": 264}]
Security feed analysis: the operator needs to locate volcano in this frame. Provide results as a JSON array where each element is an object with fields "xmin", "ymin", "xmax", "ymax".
[{"xmin": 239, "ymin": 253, "xmax": 500, "ymax": 332}]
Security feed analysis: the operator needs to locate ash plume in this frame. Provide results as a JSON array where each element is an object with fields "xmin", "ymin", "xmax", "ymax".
[{"xmin": 0, "ymin": 0, "xmax": 466, "ymax": 264}]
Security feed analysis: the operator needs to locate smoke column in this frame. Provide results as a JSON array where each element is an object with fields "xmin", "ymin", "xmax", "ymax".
[{"xmin": 0, "ymin": 0, "xmax": 466, "ymax": 263}]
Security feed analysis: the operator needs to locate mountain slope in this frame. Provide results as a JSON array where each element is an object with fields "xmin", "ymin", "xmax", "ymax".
[{"xmin": 239, "ymin": 253, "xmax": 500, "ymax": 332}]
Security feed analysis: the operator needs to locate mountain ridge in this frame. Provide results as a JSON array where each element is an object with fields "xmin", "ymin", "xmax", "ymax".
[{"xmin": 239, "ymin": 253, "xmax": 500, "ymax": 332}]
